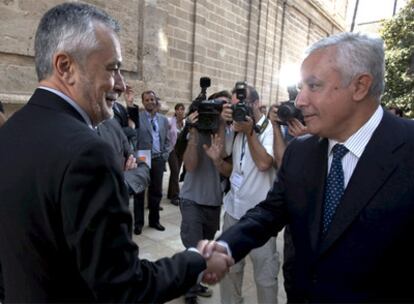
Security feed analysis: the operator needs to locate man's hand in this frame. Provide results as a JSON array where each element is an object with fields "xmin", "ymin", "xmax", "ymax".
[
  {"xmin": 203, "ymin": 133, "xmax": 224, "ymax": 163},
  {"xmin": 233, "ymin": 116, "xmax": 254, "ymax": 134},
  {"xmin": 186, "ymin": 111, "xmax": 199, "ymax": 126},
  {"xmin": 287, "ymin": 118, "xmax": 307, "ymax": 137},
  {"xmin": 268, "ymin": 105, "xmax": 282, "ymax": 126},
  {"xmin": 203, "ymin": 251, "xmax": 234, "ymax": 284},
  {"xmin": 197, "ymin": 240, "xmax": 234, "ymax": 285},
  {"xmin": 221, "ymin": 103, "xmax": 233, "ymax": 122},
  {"xmin": 124, "ymin": 154, "xmax": 137, "ymax": 171},
  {"xmin": 127, "ymin": 118, "xmax": 136, "ymax": 129},
  {"xmin": 124, "ymin": 85, "xmax": 135, "ymax": 107}
]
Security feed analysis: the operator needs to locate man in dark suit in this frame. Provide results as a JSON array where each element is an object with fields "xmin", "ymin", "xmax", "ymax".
[
  {"xmin": 112, "ymin": 100, "xmax": 139, "ymax": 150},
  {"xmin": 134, "ymin": 90, "xmax": 171, "ymax": 233},
  {"xmin": 0, "ymin": 3, "xmax": 232, "ymax": 303},
  {"xmin": 204, "ymin": 32, "xmax": 414, "ymax": 302},
  {"xmin": 97, "ymin": 117, "xmax": 150, "ymax": 196}
]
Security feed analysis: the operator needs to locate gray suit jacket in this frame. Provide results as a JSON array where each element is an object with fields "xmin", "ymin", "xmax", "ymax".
[{"xmin": 137, "ymin": 111, "xmax": 170, "ymax": 161}]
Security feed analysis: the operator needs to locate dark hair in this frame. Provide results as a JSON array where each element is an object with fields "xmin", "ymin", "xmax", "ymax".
[
  {"xmin": 0, "ymin": 101, "xmax": 4, "ymax": 113},
  {"xmin": 174, "ymin": 103, "xmax": 185, "ymax": 111},
  {"xmin": 208, "ymin": 90, "xmax": 231, "ymax": 100},
  {"xmin": 141, "ymin": 90, "xmax": 156, "ymax": 100},
  {"xmin": 231, "ymin": 85, "xmax": 259, "ymax": 104}
]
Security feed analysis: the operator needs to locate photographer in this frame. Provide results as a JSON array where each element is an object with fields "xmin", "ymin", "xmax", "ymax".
[
  {"xmin": 268, "ymin": 95, "xmax": 308, "ymax": 302},
  {"xmin": 211, "ymin": 84, "xmax": 279, "ymax": 304},
  {"xmin": 179, "ymin": 91, "xmax": 231, "ymax": 304}
]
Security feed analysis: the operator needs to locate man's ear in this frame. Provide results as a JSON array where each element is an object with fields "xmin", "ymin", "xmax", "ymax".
[
  {"xmin": 352, "ymin": 73, "xmax": 373, "ymax": 101},
  {"xmin": 53, "ymin": 52, "xmax": 76, "ymax": 85}
]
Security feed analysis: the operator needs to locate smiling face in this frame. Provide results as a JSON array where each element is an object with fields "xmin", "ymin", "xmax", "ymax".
[
  {"xmin": 73, "ymin": 24, "xmax": 125, "ymax": 125},
  {"xmin": 142, "ymin": 92, "xmax": 157, "ymax": 114},
  {"xmin": 296, "ymin": 46, "xmax": 358, "ymax": 141}
]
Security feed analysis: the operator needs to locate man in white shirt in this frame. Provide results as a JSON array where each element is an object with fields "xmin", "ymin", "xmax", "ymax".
[{"xmin": 210, "ymin": 85, "xmax": 279, "ymax": 304}]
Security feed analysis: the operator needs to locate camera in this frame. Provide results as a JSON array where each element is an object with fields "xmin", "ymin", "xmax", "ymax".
[
  {"xmin": 188, "ymin": 77, "xmax": 225, "ymax": 132},
  {"xmin": 277, "ymin": 101, "xmax": 304, "ymax": 125},
  {"xmin": 232, "ymin": 81, "xmax": 253, "ymax": 122},
  {"xmin": 276, "ymin": 85, "xmax": 304, "ymax": 125}
]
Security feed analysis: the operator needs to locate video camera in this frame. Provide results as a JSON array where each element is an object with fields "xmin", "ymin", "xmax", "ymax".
[
  {"xmin": 277, "ymin": 85, "xmax": 304, "ymax": 125},
  {"xmin": 188, "ymin": 77, "xmax": 225, "ymax": 133},
  {"xmin": 232, "ymin": 81, "xmax": 253, "ymax": 122}
]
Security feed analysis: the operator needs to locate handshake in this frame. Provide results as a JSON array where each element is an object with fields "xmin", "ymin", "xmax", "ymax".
[{"xmin": 197, "ymin": 240, "xmax": 234, "ymax": 285}]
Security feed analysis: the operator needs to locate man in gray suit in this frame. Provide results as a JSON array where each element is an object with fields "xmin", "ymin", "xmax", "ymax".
[{"xmin": 134, "ymin": 90, "xmax": 170, "ymax": 233}]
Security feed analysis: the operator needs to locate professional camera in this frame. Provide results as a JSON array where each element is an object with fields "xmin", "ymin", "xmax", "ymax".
[
  {"xmin": 277, "ymin": 101, "xmax": 304, "ymax": 125},
  {"xmin": 277, "ymin": 85, "xmax": 304, "ymax": 125},
  {"xmin": 232, "ymin": 81, "xmax": 253, "ymax": 122},
  {"xmin": 188, "ymin": 77, "xmax": 225, "ymax": 132}
]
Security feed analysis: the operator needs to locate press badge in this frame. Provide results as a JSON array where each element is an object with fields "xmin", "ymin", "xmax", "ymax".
[{"xmin": 230, "ymin": 172, "xmax": 244, "ymax": 190}]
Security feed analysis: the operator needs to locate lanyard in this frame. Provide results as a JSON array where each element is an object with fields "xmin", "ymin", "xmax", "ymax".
[{"xmin": 239, "ymin": 134, "xmax": 246, "ymax": 169}]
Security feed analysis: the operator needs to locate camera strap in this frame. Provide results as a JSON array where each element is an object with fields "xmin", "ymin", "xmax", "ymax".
[{"xmin": 255, "ymin": 118, "xmax": 269, "ymax": 135}]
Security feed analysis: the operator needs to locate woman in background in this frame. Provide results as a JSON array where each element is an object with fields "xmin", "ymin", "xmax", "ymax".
[{"xmin": 167, "ymin": 103, "xmax": 185, "ymax": 205}]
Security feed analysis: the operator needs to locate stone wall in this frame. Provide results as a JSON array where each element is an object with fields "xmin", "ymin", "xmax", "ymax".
[{"xmin": 0, "ymin": 0, "xmax": 347, "ymax": 116}]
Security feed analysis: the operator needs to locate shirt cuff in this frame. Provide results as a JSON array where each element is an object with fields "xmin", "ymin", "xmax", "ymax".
[
  {"xmin": 188, "ymin": 247, "xmax": 205, "ymax": 284},
  {"xmin": 217, "ymin": 240, "xmax": 232, "ymax": 258}
]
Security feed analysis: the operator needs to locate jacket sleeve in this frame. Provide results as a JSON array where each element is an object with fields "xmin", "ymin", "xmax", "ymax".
[
  {"xmin": 124, "ymin": 163, "xmax": 150, "ymax": 194},
  {"xmin": 60, "ymin": 139, "xmax": 205, "ymax": 303},
  {"xmin": 127, "ymin": 105, "xmax": 140, "ymax": 128}
]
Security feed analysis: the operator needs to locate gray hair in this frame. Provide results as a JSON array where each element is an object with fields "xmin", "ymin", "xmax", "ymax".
[
  {"xmin": 34, "ymin": 2, "xmax": 120, "ymax": 81},
  {"xmin": 305, "ymin": 32, "xmax": 385, "ymax": 99}
]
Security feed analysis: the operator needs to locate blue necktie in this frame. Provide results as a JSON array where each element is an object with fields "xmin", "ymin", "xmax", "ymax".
[
  {"xmin": 322, "ymin": 144, "xmax": 349, "ymax": 234},
  {"xmin": 151, "ymin": 118, "xmax": 156, "ymax": 132}
]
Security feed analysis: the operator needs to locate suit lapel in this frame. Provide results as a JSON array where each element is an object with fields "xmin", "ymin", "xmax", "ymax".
[
  {"xmin": 306, "ymin": 138, "xmax": 329, "ymax": 253},
  {"xmin": 319, "ymin": 113, "xmax": 403, "ymax": 254},
  {"xmin": 141, "ymin": 111, "xmax": 153, "ymax": 137},
  {"xmin": 157, "ymin": 116, "xmax": 165, "ymax": 149}
]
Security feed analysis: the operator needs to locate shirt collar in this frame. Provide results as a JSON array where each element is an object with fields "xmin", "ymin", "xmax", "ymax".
[
  {"xmin": 145, "ymin": 111, "xmax": 157, "ymax": 120},
  {"xmin": 328, "ymin": 105, "xmax": 383, "ymax": 158},
  {"xmin": 38, "ymin": 86, "xmax": 94, "ymax": 130}
]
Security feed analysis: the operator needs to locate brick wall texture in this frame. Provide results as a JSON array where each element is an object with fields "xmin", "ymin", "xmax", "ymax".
[{"xmin": 0, "ymin": 0, "xmax": 347, "ymax": 115}]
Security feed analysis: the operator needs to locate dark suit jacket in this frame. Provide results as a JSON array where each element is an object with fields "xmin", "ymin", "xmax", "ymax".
[
  {"xmin": 113, "ymin": 102, "xmax": 138, "ymax": 150},
  {"xmin": 98, "ymin": 118, "xmax": 150, "ymax": 194},
  {"xmin": 219, "ymin": 111, "xmax": 414, "ymax": 303},
  {"xmin": 0, "ymin": 89, "xmax": 205, "ymax": 303}
]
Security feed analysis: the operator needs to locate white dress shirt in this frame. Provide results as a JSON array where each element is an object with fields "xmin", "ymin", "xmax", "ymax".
[{"xmin": 327, "ymin": 106, "xmax": 383, "ymax": 188}]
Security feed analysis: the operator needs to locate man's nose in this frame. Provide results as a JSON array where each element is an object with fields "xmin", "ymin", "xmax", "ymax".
[
  {"xmin": 295, "ymin": 90, "xmax": 306, "ymax": 109},
  {"xmin": 114, "ymin": 71, "xmax": 126, "ymax": 94}
]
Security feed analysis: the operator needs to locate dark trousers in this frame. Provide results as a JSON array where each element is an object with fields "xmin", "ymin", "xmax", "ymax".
[
  {"xmin": 0, "ymin": 262, "xmax": 4, "ymax": 301},
  {"xmin": 283, "ymin": 225, "xmax": 295, "ymax": 303},
  {"xmin": 179, "ymin": 199, "xmax": 221, "ymax": 299},
  {"xmin": 133, "ymin": 157, "xmax": 166, "ymax": 228},
  {"xmin": 167, "ymin": 149, "xmax": 182, "ymax": 200}
]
